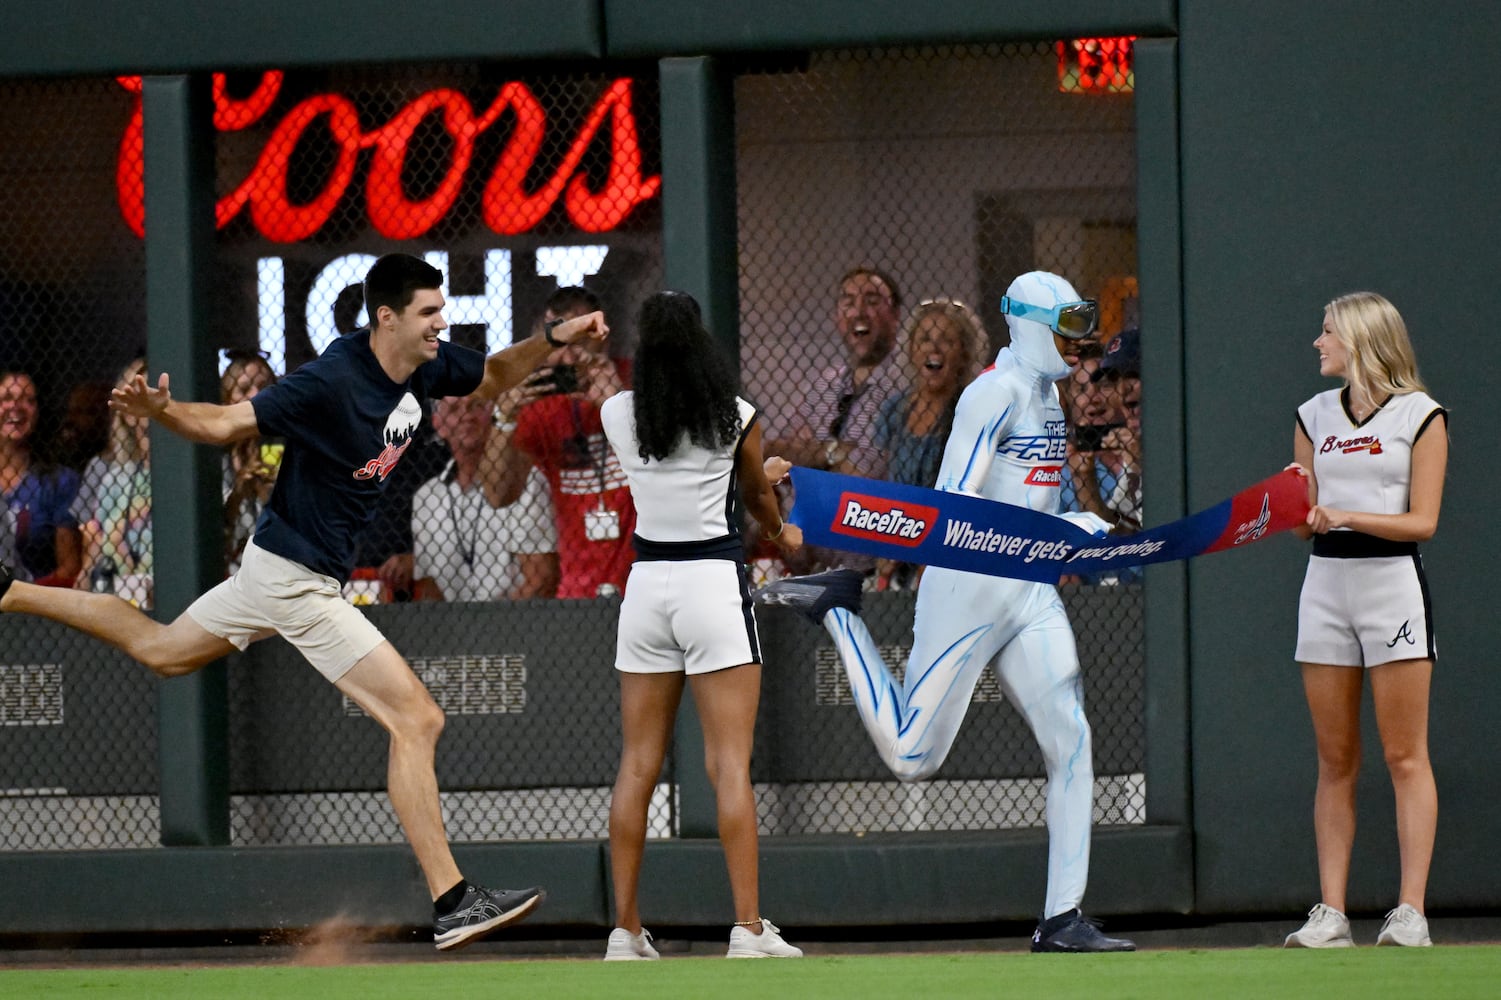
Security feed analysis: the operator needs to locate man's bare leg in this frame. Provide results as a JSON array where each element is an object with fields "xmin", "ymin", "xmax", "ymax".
[
  {"xmin": 335, "ymin": 642, "xmax": 461, "ymax": 895},
  {"xmin": 335, "ymin": 642, "xmax": 543, "ymax": 949},
  {"xmin": 0, "ymin": 579, "xmax": 235, "ymax": 676}
]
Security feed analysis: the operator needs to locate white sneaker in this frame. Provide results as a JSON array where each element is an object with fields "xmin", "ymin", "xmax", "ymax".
[
  {"xmin": 726, "ymin": 918, "xmax": 803, "ymax": 958},
  {"xmin": 1284, "ymin": 903, "xmax": 1355, "ymax": 948},
  {"xmin": 604, "ymin": 926, "xmax": 660, "ymax": 960},
  {"xmin": 1377, "ymin": 904, "xmax": 1432, "ymax": 947}
]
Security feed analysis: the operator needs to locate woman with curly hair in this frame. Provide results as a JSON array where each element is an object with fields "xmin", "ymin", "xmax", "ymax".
[{"xmin": 598, "ymin": 290, "xmax": 803, "ymax": 961}]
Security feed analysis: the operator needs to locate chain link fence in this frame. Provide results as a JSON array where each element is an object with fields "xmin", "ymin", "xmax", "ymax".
[{"xmin": 1, "ymin": 40, "xmax": 1143, "ymax": 853}]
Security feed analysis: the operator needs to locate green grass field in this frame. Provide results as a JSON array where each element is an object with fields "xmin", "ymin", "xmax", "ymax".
[{"xmin": 3, "ymin": 948, "xmax": 1498, "ymax": 1000}]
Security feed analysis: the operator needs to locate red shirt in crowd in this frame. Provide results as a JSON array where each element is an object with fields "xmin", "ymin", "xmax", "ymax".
[{"xmin": 513, "ymin": 393, "xmax": 636, "ymax": 598}]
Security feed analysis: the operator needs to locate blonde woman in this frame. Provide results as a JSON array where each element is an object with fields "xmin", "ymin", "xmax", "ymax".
[
  {"xmin": 872, "ymin": 297, "xmax": 986, "ymax": 589},
  {"xmin": 1284, "ymin": 292, "xmax": 1446, "ymax": 949}
]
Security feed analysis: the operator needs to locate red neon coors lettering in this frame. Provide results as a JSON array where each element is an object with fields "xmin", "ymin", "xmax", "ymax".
[{"xmin": 115, "ymin": 72, "xmax": 661, "ymax": 242}]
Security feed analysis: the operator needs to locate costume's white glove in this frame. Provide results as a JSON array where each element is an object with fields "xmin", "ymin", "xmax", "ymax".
[{"xmin": 1058, "ymin": 511, "xmax": 1111, "ymax": 538}]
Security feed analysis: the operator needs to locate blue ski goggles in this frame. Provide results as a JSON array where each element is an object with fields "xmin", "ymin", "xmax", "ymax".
[{"xmin": 998, "ymin": 296, "xmax": 1100, "ymax": 340}]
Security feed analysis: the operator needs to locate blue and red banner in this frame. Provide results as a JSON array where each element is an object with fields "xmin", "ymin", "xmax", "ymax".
[{"xmin": 788, "ymin": 467, "xmax": 1310, "ymax": 584}]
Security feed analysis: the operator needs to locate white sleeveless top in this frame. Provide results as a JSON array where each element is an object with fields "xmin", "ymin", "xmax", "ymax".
[
  {"xmin": 601, "ymin": 393, "xmax": 756, "ymax": 552},
  {"xmin": 1297, "ymin": 387, "xmax": 1445, "ymax": 518}
]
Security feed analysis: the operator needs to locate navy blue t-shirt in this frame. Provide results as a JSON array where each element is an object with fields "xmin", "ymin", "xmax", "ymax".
[{"xmin": 250, "ymin": 331, "xmax": 485, "ymax": 581}]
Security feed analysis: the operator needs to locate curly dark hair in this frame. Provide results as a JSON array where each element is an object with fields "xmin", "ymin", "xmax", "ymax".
[{"xmin": 631, "ymin": 291, "xmax": 743, "ymax": 463}]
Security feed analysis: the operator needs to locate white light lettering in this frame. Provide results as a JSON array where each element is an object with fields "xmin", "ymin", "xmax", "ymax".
[{"xmin": 535, "ymin": 245, "xmax": 608, "ymax": 288}]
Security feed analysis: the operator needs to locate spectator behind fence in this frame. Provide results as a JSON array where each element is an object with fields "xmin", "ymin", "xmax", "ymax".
[
  {"xmin": 0, "ymin": 370, "xmax": 80, "ymax": 586},
  {"xmin": 767, "ymin": 267, "xmax": 905, "ymax": 577},
  {"xmin": 221, "ymin": 349, "xmax": 280, "ymax": 575},
  {"xmin": 412, "ymin": 393, "xmax": 558, "ymax": 601},
  {"xmin": 72, "ymin": 356, "xmax": 152, "ymax": 607},
  {"xmin": 54, "ymin": 378, "xmax": 114, "ymax": 473},
  {"xmin": 768, "ymin": 267, "xmax": 906, "ymax": 576},
  {"xmin": 481, "ymin": 286, "xmax": 636, "ymax": 599},
  {"xmin": 872, "ymin": 297, "xmax": 987, "ymax": 591},
  {"xmin": 599, "ymin": 290, "xmax": 804, "ymax": 961},
  {"xmin": 1059, "ymin": 332, "xmax": 1142, "ymax": 585},
  {"xmin": 1088, "ymin": 328, "xmax": 1143, "ymax": 530}
]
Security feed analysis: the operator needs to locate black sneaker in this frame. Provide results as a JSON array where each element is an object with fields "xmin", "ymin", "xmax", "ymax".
[
  {"xmin": 753, "ymin": 569, "xmax": 864, "ymax": 625},
  {"xmin": 433, "ymin": 884, "xmax": 544, "ymax": 951},
  {"xmin": 1030, "ymin": 909, "xmax": 1136, "ymax": 953}
]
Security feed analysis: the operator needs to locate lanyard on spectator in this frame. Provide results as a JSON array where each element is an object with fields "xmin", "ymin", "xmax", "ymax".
[
  {"xmin": 445, "ymin": 466, "xmax": 481, "ymax": 567},
  {"xmin": 568, "ymin": 399, "xmax": 609, "ymax": 507}
]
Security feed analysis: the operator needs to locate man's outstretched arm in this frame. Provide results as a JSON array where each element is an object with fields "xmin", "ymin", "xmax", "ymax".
[
  {"xmin": 475, "ymin": 311, "xmax": 609, "ymax": 399},
  {"xmin": 111, "ymin": 371, "xmax": 260, "ymax": 446}
]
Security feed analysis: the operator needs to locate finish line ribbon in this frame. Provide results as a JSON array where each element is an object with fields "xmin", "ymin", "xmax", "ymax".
[{"xmin": 787, "ymin": 467, "xmax": 1311, "ymax": 584}]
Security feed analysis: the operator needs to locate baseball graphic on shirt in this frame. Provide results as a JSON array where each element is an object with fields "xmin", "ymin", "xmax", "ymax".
[{"xmin": 384, "ymin": 393, "xmax": 422, "ymax": 447}]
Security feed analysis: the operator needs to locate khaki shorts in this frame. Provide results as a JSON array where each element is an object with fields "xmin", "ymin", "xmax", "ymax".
[{"xmin": 187, "ymin": 537, "xmax": 386, "ymax": 682}]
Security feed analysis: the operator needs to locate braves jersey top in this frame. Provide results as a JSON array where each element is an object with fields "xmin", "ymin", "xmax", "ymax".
[
  {"xmin": 250, "ymin": 330, "xmax": 484, "ymax": 581},
  {"xmin": 600, "ymin": 394, "xmax": 756, "ymax": 560},
  {"xmin": 1296, "ymin": 388, "xmax": 1446, "ymax": 520},
  {"xmin": 934, "ymin": 349, "xmax": 1069, "ymax": 514}
]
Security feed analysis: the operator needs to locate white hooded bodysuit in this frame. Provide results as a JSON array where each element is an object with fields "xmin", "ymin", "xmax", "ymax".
[{"xmin": 821, "ymin": 271, "xmax": 1108, "ymax": 919}]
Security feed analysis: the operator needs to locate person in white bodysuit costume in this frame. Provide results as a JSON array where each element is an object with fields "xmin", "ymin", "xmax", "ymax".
[{"xmin": 758, "ymin": 271, "xmax": 1134, "ymax": 953}]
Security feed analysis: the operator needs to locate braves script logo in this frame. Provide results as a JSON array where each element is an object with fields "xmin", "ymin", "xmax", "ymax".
[
  {"xmin": 832, "ymin": 493, "xmax": 936, "ymax": 548},
  {"xmin": 1025, "ymin": 465, "xmax": 1064, "ymax": 487},
  {"xmin": 1233, "ymin": 493, "xmax": 1272, "ymax": 545},
  {"xmin": 1321, "ymin": 434, "xmax": 1383, "ymax": 456},
  {"xmin": 354, "ymin": 393, "xmax": 422, "ymax": 482}
]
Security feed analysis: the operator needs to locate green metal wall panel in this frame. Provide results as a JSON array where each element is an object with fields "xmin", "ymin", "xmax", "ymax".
[
  {"xmin": 0, "ymin": 0, "xmax": 601, "ymax": 76},
  {"xmin": 1177, "ymin": 0, "xmax": 1501, "ymax": 913},
  {"xmin": 606, "ymin": 0, "xmax": 1178, "ymax": 56}
]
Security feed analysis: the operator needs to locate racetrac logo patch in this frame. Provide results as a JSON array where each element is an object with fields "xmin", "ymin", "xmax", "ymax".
[
  {"xmin": 1025, "ymin": 465, "xmax": 1064, "ymax": 487},
  {"xmin": 832, "ymin": 492, "xmax": 936, "ymax": 548}
]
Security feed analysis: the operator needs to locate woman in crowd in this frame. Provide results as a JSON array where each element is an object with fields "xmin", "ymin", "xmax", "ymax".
[
  {"xmin": 598, "ymin": 291, "xmax": 803, "ymax": 961},
  {"xmin": 220, "ymin": 349, "xmax": 280, "ymax": 574},
  {"xmin": 71, "ymin": 355, "xmax": 153, "ymax": 606},
  {"xmin": 0, "ymin": 369, "xmax": 80, "ymax": 586},
  {"xmin": 1283, "ymin": 292, "xmax": 1445, "ymax": 950},
  {"xmin": 872, "ymin": 297, "xmax": 986, "ymax": 589}
]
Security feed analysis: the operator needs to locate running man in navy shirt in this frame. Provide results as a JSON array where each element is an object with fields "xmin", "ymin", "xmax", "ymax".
[{"xmin": 0, "ymin": 254, "xmax": 608, "ymax": 950}]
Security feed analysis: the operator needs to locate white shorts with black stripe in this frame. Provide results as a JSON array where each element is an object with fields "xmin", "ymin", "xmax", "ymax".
[
  {"xmin": 1295, "ymin": 554, "xmax": 1435, "ymax": 667},
  {"xmin": 616, "ymin": 559, "xmax": 760, "ymax": 675}
]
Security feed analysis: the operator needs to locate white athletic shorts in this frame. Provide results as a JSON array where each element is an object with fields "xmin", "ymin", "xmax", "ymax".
[
  {"xmin": 615, "ymin": 559, "xmax": 760, "ymax": 675},
  {"xmin": 187, "ymin": 537, "xmax": 387, "ymax": 682},
  {"xmin": 1295, "ymin": 554, "xmax": 1435, "ymax": 667}
]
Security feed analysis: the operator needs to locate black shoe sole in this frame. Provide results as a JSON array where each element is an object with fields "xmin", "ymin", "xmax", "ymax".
[{"xmin": 434, "ymin": 890, "xmax": 545, "ymax": 951}]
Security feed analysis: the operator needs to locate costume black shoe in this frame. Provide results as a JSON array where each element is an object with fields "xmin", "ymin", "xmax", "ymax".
[
  {"xmin": 1030, "ymin": 909, "xmax": 1136, "ymax": 953},
  {"xmin": 433, "ymin": 884, "xmax": 544, "ymax": 951},
  {"xmin": 752, "ymin": 568, "xmax": 864, "ymax": 625}
]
